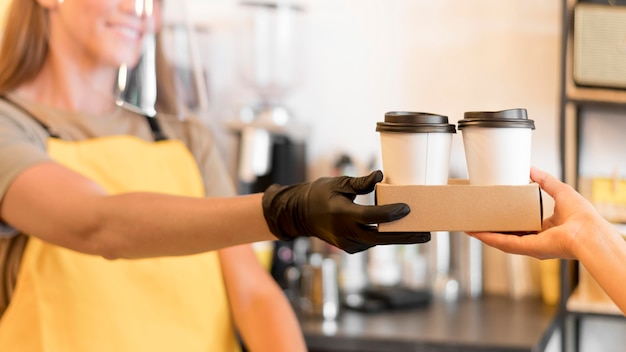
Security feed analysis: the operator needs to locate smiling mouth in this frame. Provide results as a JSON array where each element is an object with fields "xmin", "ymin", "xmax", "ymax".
[
  {"xmin": 106, "ymin": 19, "xmax": 146, "ymax": 41},
  {"xmin": 114, "ymin": 26, "xmax": 142, "ymax": 40}
]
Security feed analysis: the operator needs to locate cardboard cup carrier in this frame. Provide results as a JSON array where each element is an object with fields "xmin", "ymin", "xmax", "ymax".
[{"xmin": 375, "ymin": 109, "xmax": 542, "ymax": 233}]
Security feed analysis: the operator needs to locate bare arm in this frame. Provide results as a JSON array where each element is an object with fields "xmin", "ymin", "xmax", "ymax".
[
  {"xmin": 469, "ymin": 167, "xmax": 626, "ymax": 314},
  {"xmin": 0, "ymin": 161, "xmax": 275, "ymax": 259},
  {"xmin": 218, "ymin": 245, "xmax": 306, "ymax": 352}
]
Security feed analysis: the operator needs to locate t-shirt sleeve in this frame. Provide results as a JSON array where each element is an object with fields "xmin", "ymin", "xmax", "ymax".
[{"xmin": 0, "ymin": 101, "xmax": 52, "ymax": 233}]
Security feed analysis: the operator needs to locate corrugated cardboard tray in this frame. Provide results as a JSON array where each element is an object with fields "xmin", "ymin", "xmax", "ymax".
[{"xmin": 376, "ymin": 179, "xmax": 543, "ymax": 233}]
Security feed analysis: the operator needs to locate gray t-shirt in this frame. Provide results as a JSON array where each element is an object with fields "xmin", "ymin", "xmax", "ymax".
[{"xmin": 0, "ymin": 94, "xmax": 236, "ymax": 234}]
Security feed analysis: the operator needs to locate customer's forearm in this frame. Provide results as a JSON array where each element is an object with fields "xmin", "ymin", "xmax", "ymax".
[{"xmin": 576, "ymin": 217, "xmax": 626, "ymax": 315}]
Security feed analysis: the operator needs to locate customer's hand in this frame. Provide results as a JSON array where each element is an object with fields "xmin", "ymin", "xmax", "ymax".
[
  {"xmin": 468, "ymin": 167, "xmax": 603, "ymax": 260},
  {"xmin": 262, "ymin": 170, "xmax": 430, "ymax": 253}
]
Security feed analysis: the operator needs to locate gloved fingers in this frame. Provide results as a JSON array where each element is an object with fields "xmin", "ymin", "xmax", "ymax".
[
  {"xmin": 342, "ymin": 225, "xmax": 430, "ymax": 250},
  {"xmin": 334, "ymin": 170, "xmax": 383, "ymax": 195},
  {"xmin": 357, "ymin": 223, "xmax": 431, "ymax": 244},
  {"xmin": 334, "ymin": 237, "xmax": 375, "ymax": 254},
  {"xmin": 332, "ymin": 225, "xmax": 388, "ymax": 253},
  {"xmin": 373, "ymin": 231, "xmax": 431, "ymax": 244},
  {"xmin": 345, "ymin": 202, "xmax": 410, "ymax": 224}
]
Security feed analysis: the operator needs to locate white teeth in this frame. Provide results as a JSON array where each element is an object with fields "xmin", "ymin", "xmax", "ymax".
[{"xmin": 115, "ymin": 26, "xmax": 140, "ymax": 40}]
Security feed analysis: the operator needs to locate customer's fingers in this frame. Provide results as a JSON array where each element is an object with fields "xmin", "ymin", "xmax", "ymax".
[{"xmin": 530, "ymin": 166, "xmax": 578, "ymax": 201}]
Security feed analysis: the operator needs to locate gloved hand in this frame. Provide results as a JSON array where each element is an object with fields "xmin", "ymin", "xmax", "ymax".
[{"xmin": 262, "ymin": 170, "xmax": 430, "ymax": 253}]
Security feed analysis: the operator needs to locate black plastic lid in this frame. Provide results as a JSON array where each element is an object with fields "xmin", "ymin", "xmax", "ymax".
[
  {"xmin": 457, "ymin": 108, "xmax": 535, "ymax": 130},
  {"xmin": 376, "ymin": 111, "xmax": 456, "ymax": 133}
]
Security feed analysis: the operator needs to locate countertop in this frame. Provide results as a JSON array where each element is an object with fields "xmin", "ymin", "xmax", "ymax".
[{"xmin": 299, "ymin": 295, "xmax": 558, "ymax": 352}]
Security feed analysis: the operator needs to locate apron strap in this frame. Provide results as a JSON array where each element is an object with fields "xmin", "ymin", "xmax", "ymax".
[
  {"xmin": 0, "ymin": 95, "xmax": 61, "ymax": 139},
  {"xmin": 0, "ymin": 95, "xmax": 168, "ymax": 142},
  {"xmin": 144, "ymin": 115, "xmax": 167, "ymax": 141}
]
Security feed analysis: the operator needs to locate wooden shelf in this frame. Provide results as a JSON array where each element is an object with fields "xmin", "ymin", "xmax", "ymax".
[
  {"xmin": 567, "ymin": 287, "xmax": 622, "ymax": 316},
  {"xmin": 566, "ymin": 259, "xmax": 623, "ymax": 316},
  {"xmin": 566, "ymin": 84, "xmax": 626, "ymax": 106}
]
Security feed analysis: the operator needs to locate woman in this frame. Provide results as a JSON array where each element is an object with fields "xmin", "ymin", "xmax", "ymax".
[
  {"xmin": 470, "ymin": 167, "xmax": 626, "ymax": 315},
  {"xmin": 0, "ymin": 0, "xmax": 425, "ymax": 350}
]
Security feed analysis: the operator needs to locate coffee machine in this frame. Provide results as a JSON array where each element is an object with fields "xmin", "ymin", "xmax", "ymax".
[
  {"xmin": 231, "ymin": 106, "xmax": 307, "ymax": 195},
  {"xmin": 230, "ymin": 0, "xmax": 307, "ymax": 192},
  {"xmin": 228, "ymin": 0, "xmax": 308, "ymax": 291}
]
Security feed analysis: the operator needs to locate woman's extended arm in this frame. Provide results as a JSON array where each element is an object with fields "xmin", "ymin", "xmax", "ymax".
[
  {"xmin": 1, "ymin": 161, "xmax": 427, "ymax": 258},
  {"xmin": 1, "ymin": 161, "xmax": 273, "ymax": 258}
]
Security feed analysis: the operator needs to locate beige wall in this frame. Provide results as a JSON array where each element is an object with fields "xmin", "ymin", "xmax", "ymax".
[
  {"xmin": 189, "ymin": 0, "xmax": 562, "ymax": 181},
  {"xmin": 287, "ymin": 0, "xmax": 561, "ymax": 181}
]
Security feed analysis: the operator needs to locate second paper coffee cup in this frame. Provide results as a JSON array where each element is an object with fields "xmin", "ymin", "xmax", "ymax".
[
  {"xmin": 376, "ymin": 111, "xmax": 456, "ymax": 185},
  {"xmin": 458, "ymin": 108, "xmax": 535, "ymax": 185}
]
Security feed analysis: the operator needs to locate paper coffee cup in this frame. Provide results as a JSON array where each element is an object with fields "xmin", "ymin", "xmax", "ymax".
[
  {"xmin": 376, "ymin": 112, "xmax": 456, "ymax": 185},
  {"xmin": 458, "ymin": 108, "xmax": 535, "ymax": 185}
]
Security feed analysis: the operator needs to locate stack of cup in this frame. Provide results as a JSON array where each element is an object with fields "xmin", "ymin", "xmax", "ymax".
[{"xmin": 458, "ymin": 108, "xmax": 537, "ymax": 299}]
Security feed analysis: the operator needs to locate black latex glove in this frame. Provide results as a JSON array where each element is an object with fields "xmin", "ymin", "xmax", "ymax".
[{"xmin": 262, "ymin": 170, "xmax": 431, "ymax": 254}]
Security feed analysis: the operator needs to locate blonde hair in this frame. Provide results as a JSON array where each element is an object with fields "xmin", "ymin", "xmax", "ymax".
[
  {"xmin": 0, "ymin": 0, "xmax": 48, "ymax": 94},
  {"xmin": 0, "ymin": 0, "xmax": 177, "ymax": 115}
]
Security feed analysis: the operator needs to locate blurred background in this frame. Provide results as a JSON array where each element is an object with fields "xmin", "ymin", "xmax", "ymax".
[
  {"xmin": 160, "ymin": 0, "xmax": 560, "ymax": 181},
  {"xmin": 152, "ymin": 0, "xmax": 562, "ymax": 305},
  {"xmin": 5, "ymin": 0, "xmax": 625, "ymax": 351}
]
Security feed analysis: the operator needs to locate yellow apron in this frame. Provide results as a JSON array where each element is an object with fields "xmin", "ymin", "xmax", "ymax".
[{"xmin": 0, "ymin": 135, "xmax": 240, "ymax": 352}]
